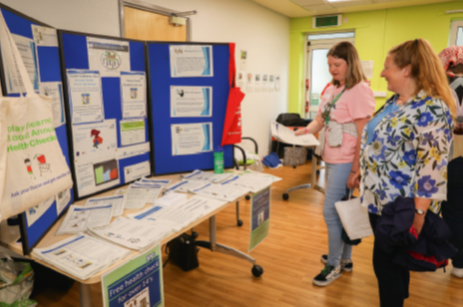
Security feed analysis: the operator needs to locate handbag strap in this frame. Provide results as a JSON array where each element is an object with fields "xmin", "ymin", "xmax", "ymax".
[{"xmin": 0, "ymin": 10, "xmax": 37, "ymax": 97}]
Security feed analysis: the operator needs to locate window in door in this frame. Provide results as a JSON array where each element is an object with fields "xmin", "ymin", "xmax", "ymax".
[
  {"xmin": 449, "ymin": 21, "xmax": 463, "ymax": 46},
  {"xmin": 304, "ymin": 32, "xmax": 355, "ymax": 119}
]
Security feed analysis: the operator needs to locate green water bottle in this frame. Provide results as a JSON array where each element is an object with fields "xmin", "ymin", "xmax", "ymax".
[{"xmin": 214, "ymin": 146, "xmax": 224, "ymax": 174}]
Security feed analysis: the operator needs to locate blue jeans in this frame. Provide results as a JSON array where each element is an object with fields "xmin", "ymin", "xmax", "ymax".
[{"xmin": 323, "ymin": 162, "xmax": 353, "ymax": 267}]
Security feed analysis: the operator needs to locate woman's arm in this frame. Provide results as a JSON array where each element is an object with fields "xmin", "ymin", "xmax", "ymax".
[
  {"xmin": 294, "ymin": 113, "xmax": 324, "ymax": 136},
  {"xmin": 347, "ymin": 117, "xmax": 370, "ymax": 189},
  {"xmin": 412, "ymin": 197, "xmax": 432, "ymax": 235}
]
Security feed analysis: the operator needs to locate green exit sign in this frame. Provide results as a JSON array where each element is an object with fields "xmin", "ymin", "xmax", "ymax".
[{"xmin": 313, "ymin": 15, "xmax": 341, "ymax": 28}]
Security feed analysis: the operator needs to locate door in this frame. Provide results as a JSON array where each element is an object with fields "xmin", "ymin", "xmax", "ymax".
[{"xmin": 304, "ymin": 33, "xmax": 355, "ymax": 119}]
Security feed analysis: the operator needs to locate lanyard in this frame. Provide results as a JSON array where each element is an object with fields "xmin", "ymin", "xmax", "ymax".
[{"xmin": 321, "ymin": 86, "xmax": 346, "ymax": 125}]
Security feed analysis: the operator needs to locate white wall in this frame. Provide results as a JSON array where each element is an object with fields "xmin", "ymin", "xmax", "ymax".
[{"xmin": 1, "ymin": 0, "xmax": 290, "ymax": 157}]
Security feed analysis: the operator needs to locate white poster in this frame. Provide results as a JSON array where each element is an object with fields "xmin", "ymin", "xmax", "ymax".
[
  {"xmin": 124, "ymin": 161, "xmax": 151, "ymax": 182},
  {"xmin": 170, "ymin": 86, "xmax": 212, "ymax": 117},
  {"xmin": 117, "ymin": 142, "xmax": 150, "ymax": 160},
  {"xmin": 255, "ymin": 74, "xmax": 262, "ymax": 92},
  {"xmin": 31, "ymin": 25, "xmax": 58, "ymax": 47},
  {"xmin": 120, "ymin": 71, "xmax": 146, "ymax": 118},
  {"xmin": 55, "ymin": 189, "xmax": 71, "ymax": 216},
  {"xmin": 120, "ymin": 119, "xmax": 146, "ymax": 146},
  {"xmin": 170, "ymin": 45, "xmax": 213, "ymax": 77},
  {"xmin": 40, "ymin": 82, "xmax": 66, "ymax": 128},
  {"xmin": 269, "ymin": 75, "xmax": 275, "ymax": 92},
  {"xmin": 275, "ymin": 75, "xmax": 281, "ymax": 91},
  {"xmin": 72, "ymin": 119, "xmax": 117, "ymax": 164},
  {"xmin": 262, "ymin": 74, "xmax": 268, "ymax": 92},
  {"xmin": 237, "ymin": 71, "xmax": 245, "ymax": 89},
  {"xmin": 171, "ymin": 122, "xmax": 213, "ymax": 156},
  {"xmin": 67, "ymin": 70, "xmax": 104, "ymax": 124},
  {"xmin": 75, "ymin": 157, "xmax": 120, "ymax": 198},
  {"xmin": 1, "ymin": 34, "xmax": 39, "ymax": 94},
  {"xmin": 25, "ymin": 196, "xmax": 54, "ymax": 227},
  {"xmin": 246, "ymin": 73, "xmax": 253, "ymax": 93},
  {"xmin": 361, "ymin": 60, "xmax": 374, "ymax": 80},
  {"xmin": 240, "ymin": 50, "xmax": 247, "ymax": 71},
  {"xmin": 87, "ymin": 37, "xmax": 130, "ymax": 77}
]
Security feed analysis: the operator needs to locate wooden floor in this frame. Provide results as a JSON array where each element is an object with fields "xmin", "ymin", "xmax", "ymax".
[{"xmin": 34, "ymin": 162, "xmax": 463, "ymax": 306}]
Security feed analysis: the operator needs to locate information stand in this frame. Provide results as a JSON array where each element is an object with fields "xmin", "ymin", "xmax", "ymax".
[
  {"xmin": 0, "ymin": 3, "xmax": 74, "ymax": 255},
  {"xmin": 146, "ymin": 42, "xmax": 234, "ymax": 175},
  {"xmin": 59, "ymin": 31, "xmax": 151, "ymax": 200}
]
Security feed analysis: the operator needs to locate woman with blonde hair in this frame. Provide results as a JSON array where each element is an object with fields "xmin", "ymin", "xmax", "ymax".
[
  {"xmin": 295, "ymin": 41, "xmax": 376, "ymax": 286},
  {"xmin": 358, "ymin": 39, "xmax": 455, "ymax": 306}
]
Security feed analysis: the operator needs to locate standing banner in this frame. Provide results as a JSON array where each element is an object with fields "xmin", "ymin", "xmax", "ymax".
[
  {"xmin": 102, "ymin": 244, "xmax": 164, "ymax": 307},
  {"xmin": 221, "ymin": 43, "xmax": 244, "ymax": 146},
  {"xmin": 248, "ymin": 186, "xmax": 271, "ymax": 252}
]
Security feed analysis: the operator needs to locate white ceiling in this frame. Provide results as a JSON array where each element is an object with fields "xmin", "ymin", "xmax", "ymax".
[{"xmin": 249, "ymin": 0, "xmax": 460, "ymax": 18}]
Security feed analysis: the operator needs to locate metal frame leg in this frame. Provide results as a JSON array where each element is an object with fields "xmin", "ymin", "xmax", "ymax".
[
  {"xmin": 235, "ymin": 201, "xmax": 240, "ymax": 222},
  {"xmin": 79, "ymin": 283, "xmax": 92, "ymax": 307}
]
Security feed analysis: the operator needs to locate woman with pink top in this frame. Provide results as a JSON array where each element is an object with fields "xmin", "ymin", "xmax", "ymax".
[{"xmin": 295, "ymin": 41, "xmax": 376, "ymax": 286}]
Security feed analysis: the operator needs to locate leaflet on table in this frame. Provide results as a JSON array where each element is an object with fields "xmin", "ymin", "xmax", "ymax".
[
  {"xmin": 120, "ymin": 119, "xmax": 146, "ymax": 146},
  {"xmin": 192, "ymin": 182, "xmax": 248, "ymax": 202},
  {"xmin": 67, "ymin": 70, "xmax": 104, "ymax": 124},
  {"xmin": 164, "ymin": 180, "xmax": 209, "ymax": 194},
  {"xmin": 131, "ymin": 182, "xmax": 163, "ymax": 203},
  {"xmin": 1, "ymin": 33, "xmax": 39, "ymax": 94},
  {"xmin": 127, "ymin": 206, "xmax": 180, "ymax": 235},
  {"xmin": 114, "ymin": 189, "xmax": 127, "ymax": 196},
  {"xmin": 170, "ymin": 86, "xmax": 212, "ymax": 117},
  {"xmin": 25, "ymin": 196, "xmax": 54, "ymax": 228},
  {"xmin": 75, "ymin": 156, "xmax": 120, "ymax": 198},
  {"xmin": 124, "ymin": 161, "xmax": 151, "ymax": 182},
  {"xmin": 72, "ymin": 119, "xmax": 117, "ymax": 164},
  {"xmin": 116, "ymin": 142, "xmax": 150, "ymax": 160},
  {"xmin": 32, "ymin": 233, "xmax": 130, "ymax": 280},
  {"xmin": 87, "ymin": 37, "xmax": 130, "ymax": 77},
  {"xmin": 55, "ymin": 189, "xmax": 71, "ymax": 216},
  {"xmin": 171, "ymin": 123, "xmax": 212, "ymax": 155},
  {"xmin": 249, "ymin": 187, "xmax": 271, "ymax": 252},
  {"xmin": 85, "ymin": 195, "xmax": 125, "ymax": 217},
  {"xmin": 120, "ymin": 71, "xmax": 146, "ymax": 118},
  {"xmin": 31, "ymin": 25, "xmax": 58, "ymax": 47},
  {"xmin": 154, "ymin": 192, "xmax": 187, "ymax": 207},
  {"xmin": 124, "ymin": 185, "xmax": 151, "ymax": 209},
  {"xmin": 225, "ymin": 173, "xmax": 274, "ymax": 193},
  {"xmin": 88, "ymin": 217, "xmax": 164, "ymax": 250},
  {"xmin": 182, "ymin": 170, "xmax": 234, "ymax": 183},
  {"xmin": 138, "ymin": 178, "xmax": 172, "ymax": 187},
  {"xmin": 56, "ymin": 204, "xmax": 114, "ymax": 235},
  {"xmin": 170, "ymin": 45, "xmax": 213, "ymax": 77},
  {"xmin": 39, "ymin": 82, "xmax": 65, "ymax": 128},
  {"xmin": 271, "ymin": 121, "xmax": 320, "ymax": 147}
]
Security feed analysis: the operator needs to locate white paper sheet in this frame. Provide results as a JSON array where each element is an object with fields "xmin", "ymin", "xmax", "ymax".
[
  {"xmin": 57, "ymin": 204, "xmax": 114, "ymax": 235},
  {"xmin": 170, "ymin": 45, "xmax": 213, "ymax": 77},
  {"xmin": 154, "ymin": 192, "xmax": 188, "ymax": 207},
  {"xmin": 275, "ymin": 75, "xmax": 280, "ymax": 91},
  {"xmin": 75, "ymin": 157, "xmax": 120, "ymax": 198},
  {"xmin": 170, "ymin": 86, "xmax": 212, "ymax": 117},
  {"xmin": 55, "ymin": 189, "xmax": 71, "ymax": 216},
  {"xmin": 124, "ymin": 185, "xmax": 151, "ymax": 209},
  {"xmin": 182, "ymin": 170, "xmax": 234, "ymax": 183},
  {"xmin": 131, "ymin": 182, "xmax": 163, "ymax": 203},
  {"xmin": 120, "ymin": 71, "xmax": 146, "ymax": 118},
  {"xmin": 120, "ymin": 119, "xmax": 145, "ymax": 146},
  {"xmin": 85, "ymin": 195, "xmax": 125, "ymax": 217},
  {"xmin": 25, "ymin": 196, "xmax": 54, "ymax": 227},
  {"xmin": 124, "ymin": 161, "xmax": 151, "ymax": 182},
  {"xmin": 271, "ymin": 121, "xmax": 320, "ymax": 147},
  {"xmin": 31, "ymin": 25, "xmax": 58, "ymax": 47},
  {"xmin": 72, "ymin": 119, "xmax": 118, "ymax": 164},
  {"xmin": 192, "ymin": 182, "xmax": 248, "ymax": 202},
  {"xmin": 164, "ymin": 180, "xmax": 210, "ymax": 194},
  {"xmin": 87, "ymin": 38, "xmax": 130, "ymax": 77},
  {"xmin": 40, "ymin": 82, "xmax": 65, "ymax": 128},
  {"xmin": 67, "ymin": 70, "xmax": 104, "ymax": 124},
  {"xmin": 117, "ymin": 142, "xmax": 150, "ymax": 160},
  {"xmin": 171, "ymin": 122, "xmax": 212, "ymax": 155}
]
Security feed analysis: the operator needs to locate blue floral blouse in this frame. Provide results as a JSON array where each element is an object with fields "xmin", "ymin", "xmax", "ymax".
[{"xmin": 360, "ymin": 91, "xmax": 454, "ymax": 215}]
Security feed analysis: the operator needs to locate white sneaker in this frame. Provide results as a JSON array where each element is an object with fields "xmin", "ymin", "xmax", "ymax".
[
  {"xmin": 320, "ymin": 254, "xmax": 353, "ymax": 272},
  {"xmin": 451, "ymin": 267, "xmax": 463, "ymax": 278},
  {"xmin": 313, "ymin": 264, "xmax": 342, "ymax": 287}
]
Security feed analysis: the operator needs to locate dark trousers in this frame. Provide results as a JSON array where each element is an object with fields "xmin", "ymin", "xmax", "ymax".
[
  {"xmin": 369, "ymin": 213, "xmax": 410, "ymax": 307},
  {"xmin": 441, "ymin": 158, "xmax": 463, "ymax": 268}
]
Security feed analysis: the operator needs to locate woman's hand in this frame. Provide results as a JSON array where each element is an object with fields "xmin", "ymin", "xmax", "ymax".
[
  {"xmin": 347, "ymin": 170, "xmax": 360, "ymax": 189},
  {"xmin": 294, "ymin": 128, "xmax": 307, "ymax": 136},
  {"xmin": 412, "ymin": 214, "xmax": 426, "ymax": 235}
]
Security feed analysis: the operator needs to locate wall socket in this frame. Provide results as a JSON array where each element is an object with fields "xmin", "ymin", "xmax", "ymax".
[{"xmin": 373, "ymin": 91, "xmax": 387, "ymax": 97}]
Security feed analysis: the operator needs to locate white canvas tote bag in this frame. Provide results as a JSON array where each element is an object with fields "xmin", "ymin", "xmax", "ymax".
[
  {"xmin": 334, "ymin": 192, "xmax": 373, "ymax": 240},
  {"xmin": 0, "ymin": 11, "xmax": 72, "ymax": 221}
]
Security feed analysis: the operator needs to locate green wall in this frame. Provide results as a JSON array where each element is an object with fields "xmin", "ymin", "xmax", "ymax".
[{"xmin": 289, "ymin": 1, "xmax": 463, "ymax": 114}]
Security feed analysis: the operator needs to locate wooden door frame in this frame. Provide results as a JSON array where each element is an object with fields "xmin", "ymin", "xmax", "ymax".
[{"xmin": 118, "ymin": 0, "xmax": 191, "ymax": 41}]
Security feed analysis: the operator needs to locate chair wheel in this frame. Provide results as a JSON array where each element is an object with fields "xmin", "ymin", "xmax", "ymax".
[
  {"xmin": 245, "ymin": 195, "xmax": 251, "ymax": 200},
  {"xmin": 293, "ymin": 165, "xmax": 296, "ymax": 169},
  {"xmin": 283, "ymin": 193, "xmax": 289, "ymax": 200},
  {"xmin": 237, "ymin": 219, "xmax": 243, "ymax": 227},
  {"xmin": 191, "ymin": 231, "xmax": 199, "ymax": 239},
  {"xmin": 252, "ymin": 265, "xmax": 264, "ymax": 277}
]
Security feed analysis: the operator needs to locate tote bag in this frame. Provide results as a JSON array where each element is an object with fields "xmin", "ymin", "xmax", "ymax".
[
  {"xmin": 335, "ymin": 193, "xmax": 373, "ymax": 240},
  {"xmin": 0, "ymin": 11, "xmax": 72, "ymax": 221}
]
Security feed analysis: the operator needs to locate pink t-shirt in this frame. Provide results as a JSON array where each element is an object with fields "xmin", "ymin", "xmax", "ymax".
[{"xmin": 317, "ymin": 81, "xmax": 375, "ymax": 164}]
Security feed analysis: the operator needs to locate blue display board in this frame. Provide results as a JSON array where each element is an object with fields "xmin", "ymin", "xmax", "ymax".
[
  {"xmin": 59, "ymin": 31, "xmax": 151, "ymax": 200},
  {"xmin": 0, "ymin": 3, "xmax": 74, "ymax": 255},
  {"xmin": 147, "ymin": 42, "xmax": 234, "ymax": 175}
]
